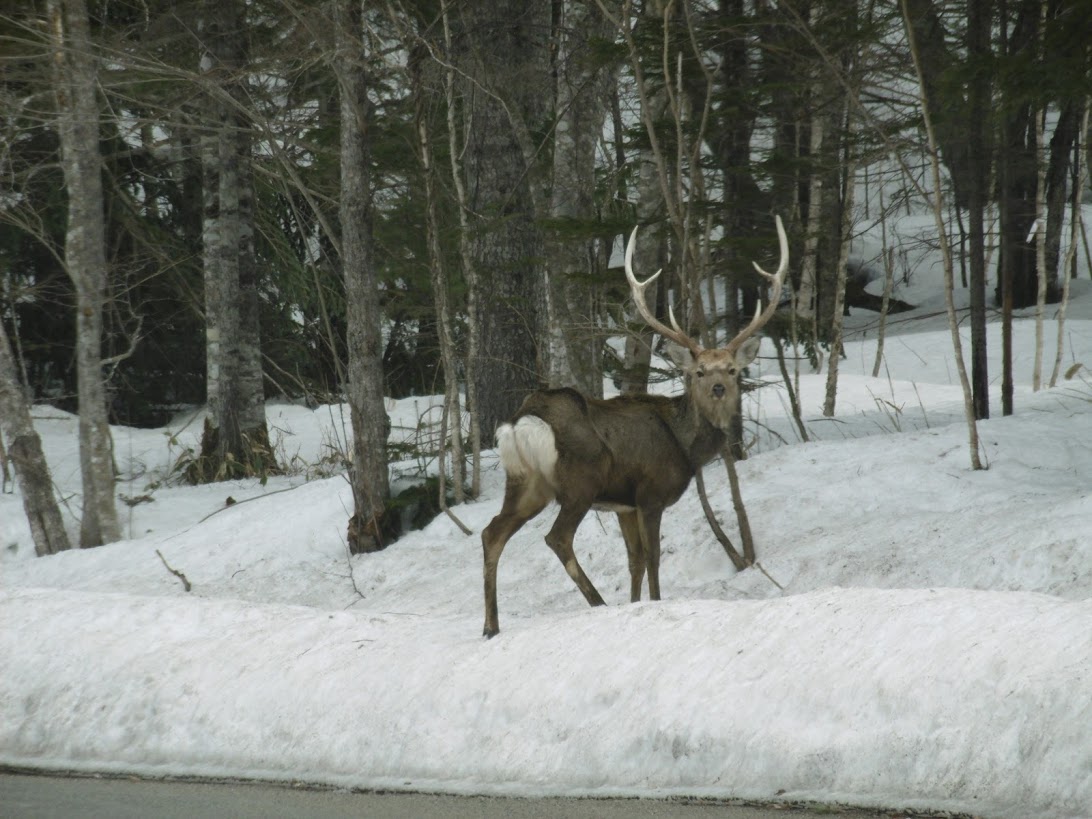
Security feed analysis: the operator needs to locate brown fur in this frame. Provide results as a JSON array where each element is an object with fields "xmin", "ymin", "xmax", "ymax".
[
  {"xmin": 481, "ymin": 340, "xmax": 760, "ymax": 637},
  {"xmin": 482, "ymin": 216, "xmax": 787, "ymax": 637}
]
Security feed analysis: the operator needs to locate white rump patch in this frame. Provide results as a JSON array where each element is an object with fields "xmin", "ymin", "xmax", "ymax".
[{"xmin": 496, "ymin": 416, "xmax": 558, "ymax": 483}]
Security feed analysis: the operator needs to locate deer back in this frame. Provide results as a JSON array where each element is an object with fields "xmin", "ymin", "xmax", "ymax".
[{"xmin": 512, "ymin": 388, "xmax": 719, "ymax": 511}]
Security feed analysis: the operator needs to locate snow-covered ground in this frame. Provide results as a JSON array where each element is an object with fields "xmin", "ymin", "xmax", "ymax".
[{"xmin": 2, "ymin": 286, "xmax": 1091, "ymax": 818}]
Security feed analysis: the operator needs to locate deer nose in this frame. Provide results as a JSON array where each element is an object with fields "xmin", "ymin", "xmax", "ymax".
[{"xmin": 712, "ymin": 383, "xmax": 726, "ymax": 398}]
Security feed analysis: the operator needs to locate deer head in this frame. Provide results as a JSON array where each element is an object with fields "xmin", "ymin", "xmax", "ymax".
[
  {"xmin": 480, "ymin": 216, "xmax": 789, "ymax": 637},
  {"xmin": 624, "ymin": 215, "xmax": 789, "ymax": 431}
]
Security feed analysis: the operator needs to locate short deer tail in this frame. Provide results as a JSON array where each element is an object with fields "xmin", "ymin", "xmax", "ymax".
[{"xmin": 496, "ymin": 415, "xmax": 558, "ymax": 482}]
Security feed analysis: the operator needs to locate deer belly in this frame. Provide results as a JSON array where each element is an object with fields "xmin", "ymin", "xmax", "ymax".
[
  {"xmin": 592, "ymin": 500, "xmax": 637, "ymax": 513},
  {"xmin": 593, "ymin": 459, "xmax": 691, "ymax": 513}
]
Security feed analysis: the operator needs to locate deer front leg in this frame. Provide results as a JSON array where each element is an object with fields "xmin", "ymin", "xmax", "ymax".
[
  {"xmin": 617, "ymin": 510, "xmax": 645, "ymax": 602},
  {"xmin": 544, "ymin": 504, "xmax": 606, "ymax": 607},
  {"xmin": 638, "ymin": 508, "xmax": 665, "ymax": 601}
]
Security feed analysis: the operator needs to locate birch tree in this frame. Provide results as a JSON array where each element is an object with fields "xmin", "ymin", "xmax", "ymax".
[
  {"xmin": 542, "ymin": 0, "xmax": 613, "ymax": 396},
  {"xmin": 47, "ymin": 0, "xmax": 121, "ymax": 546},
  {"xmin": 902, "ymin": 0, "xmax": 984, "ymax": 470},
  {"xmin": 336, "ymin": 0, "xmax": 391, "ymax": 553},
  {"xmin": 193, "ymin": 0, "xmax": 275, "ymax": 482},
  {"xmin": 0, "ymin": 320, "xmax": 71, "ymax": 556}
]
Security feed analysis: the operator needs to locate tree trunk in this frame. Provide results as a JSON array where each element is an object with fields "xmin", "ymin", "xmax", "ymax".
[
  {"xmin": 442, "ymin": 2, "xmax": 482, "ymax": 497},
  {"xmin": 48, "ymin": 0, "xmax": 121, "ymax": 547},
  {"xmin": 901, "ymin": 0, "xmax": 974, "ymax": 207},
  {"xmin": 712, "ymin": 0, "xmax": 763, "ymax": 359},
  {"xmin": 822, "ymin": 127, "xmax": 856, "ymax": 417},
  {"xmin": 814, "ymin": 108, "xmax": 844, "ymax": 341},
  {"xmin": 797, "ymin": 106, "xmax": 825, "ymax": 366},
  {"xmin": 619, "ymin": 0, "xmax": 671, "ymax": 397},
  {"xmin": 542, "ymin": 0, "xmax": 612, "ymax": 397},
  {"xmin": 411, "ymin": 44, "xmax": 465, "ymax": 503},
  {"xmin": 995, "ymin": 0, "xmax": 1042, "ymax": 311},
  {"xmin": 966, "ymin": 0, "xmax": 992, "ymax": 419},
  {"xmin": 760, "ymin": 0, "xmax": 809, "ymax": 286},
  {"xmin": 453, "ymin": 0, "xmax": 552, "ymax": 437},
  {"xmin": 619, "ymin": 152, "xmax": 668, "ymax": 396},
  {"xmin": 903, "ymin": 0, "xmax": 985, "ymax": 470},
  {"xmin": 336, "ymin": 0, "xmax": 391, "ymax": 553},
  {"xmin": 1044, "ymin": 100, "xmax": 1080, "ymax": 297},
  {"xmin": 0, "ymin": 322, "xmax": 72, "ymax": 556},
  {"xmin": 1050, "ymin": 101, "xmax": 1090, "ymax": 387},
  {"xmin": 194, "ymin": 0, "xmax": 273, "ymax": 483}
]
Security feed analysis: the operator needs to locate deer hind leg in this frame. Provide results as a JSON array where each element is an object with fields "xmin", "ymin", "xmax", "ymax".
[
  {"xmin": 617, "ymin": 510, "xmax": 645, "ymax": 602},
  {"xmin": 482, "ymin": 477, "xmax": 551, "ymax": 638},
  {"xmin": 638, "ymin": 508, "xmax": 665, "ymax": 601},
  {"xmin": 544, "ymin": 503, "xmax": 606, "ymax": 608}
]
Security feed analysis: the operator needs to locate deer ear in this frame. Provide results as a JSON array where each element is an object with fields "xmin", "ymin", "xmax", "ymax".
[
  {"xmin": 664, "ymin": 341, "xmax": 694, "ymax": 370},
  {"xmin": 736, "ymin": 336, "xmax": 762, "ymax": 367}
]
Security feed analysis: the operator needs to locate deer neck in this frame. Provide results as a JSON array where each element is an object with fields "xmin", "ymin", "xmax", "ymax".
[{"xmin": 668, "ymin": 393, "xmax": 728, "ymax": 469}]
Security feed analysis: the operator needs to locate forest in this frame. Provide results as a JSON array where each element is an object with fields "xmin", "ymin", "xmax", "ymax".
[{"xmin": 1, "ymin": 0, "xmax": 1089, "ymax": 555}]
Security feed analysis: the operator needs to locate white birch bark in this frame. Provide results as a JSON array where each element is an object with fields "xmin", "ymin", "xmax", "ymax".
[
  {"xmin": 1049, "ymin": 101, "xmax": 1090, "ymax": 387},
  {"xmin": 543, "ymin": 0, "xmax": 612, "ymax": 396},
  {"xmin": 336, "ymin": 0, "xmax": 390, "ymax": 552},
  {"xmin": 442, "ymin": 1, "xmax": 481, "ymax": 497},
  {"xmin": 902, "ymin": 0, "xmax": 984, "ymax": 470},
  {"xmin": 48, "ymin": 0, "xmax": 121, "ymax": 545},
  {"xmin": 822, "ymin": 153, "xmax": 857, "ymax": 417},
  {"xmin": 0, "ymin": 321, "xmax": 72, "ymax": 556},
  {"xmin": 196, "ymin": 0, "xmax": 272, "ymax": 480}
]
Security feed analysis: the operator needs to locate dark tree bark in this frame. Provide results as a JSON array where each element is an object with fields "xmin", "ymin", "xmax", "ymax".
[
  {"xmin": 713, "ymin": 0, "xmax": 765, "ymax": 345},
  {"xmin": 47, "ymin": 0, "xmax": 121, "ymax": 547},
  {"xmin": 814, "ymin": 102, "xmax": 845, "ymax": 339},
  {"xmin": 760, "ymin": 0, "xmax": 809, "ymax": 279},
  {"xmin": 966, "ymin": 0, "xmax": 992, "ymax": 420},
  {"xmin": 995, "ymin": 0, "xmax": 1063, "ymax": 311},
  {"xmin": 336, "ymin": 0, "xmax": 391, "ymax": 553},
  {"xmin": 1044, "ymin": 100, "xmax": 1081, "ymax": 295},
  {"xmin": 902, "ymin": 0, "xmax": 975, "ymax": 207},
  {"xmin": 453, "ymin": 0, "xmax": 552, "ymax": 438},
  {"xmin": 194, "ymin": 0, "xmax": 274, "ymax": 482},
  {"xmin": 410, "ymin": 41, "xmax": 466, "ymax": 503}
]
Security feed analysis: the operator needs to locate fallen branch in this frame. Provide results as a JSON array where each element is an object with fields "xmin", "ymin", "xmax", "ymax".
[
  {"xmin": 155, "ymin": 549, "xmax": 192, "ymax": 592},
  {"xmin": 753, "ymin": 560, "xmax": 785, "ymax": 592},
  {"xmin": 444, "ymin": 505, "xmax": 473, "ymax": 536}
]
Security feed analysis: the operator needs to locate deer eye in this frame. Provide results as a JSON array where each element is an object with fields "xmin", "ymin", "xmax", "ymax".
[
  {"xmin": 695, "ymin": 369, "xmax": 705, "ymax": 378},
  {"xmin": 728, "ymin": 367, "xmax": 737, "ymax": 376}
]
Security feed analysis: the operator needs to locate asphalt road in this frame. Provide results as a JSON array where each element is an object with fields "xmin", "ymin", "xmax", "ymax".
[{"xmin": 0, "ymin": 772, "xmax": 917, "ymax": 818}]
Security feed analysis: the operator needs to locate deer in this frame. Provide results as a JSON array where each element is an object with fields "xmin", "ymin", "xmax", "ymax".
[{"xmin": 481, "ymin": 216, "xmax": 789, "ymax": 637}]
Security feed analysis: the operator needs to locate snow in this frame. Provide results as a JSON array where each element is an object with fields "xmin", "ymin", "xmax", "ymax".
[{"xmin": 2, "ymin": 292, "xmax": 1091, "ymax": 817}]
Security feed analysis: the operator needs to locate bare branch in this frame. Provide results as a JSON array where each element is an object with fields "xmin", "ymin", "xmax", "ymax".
[{"xmin": 155, "ymin": 549, "xmax": 192, "ymax": 592}]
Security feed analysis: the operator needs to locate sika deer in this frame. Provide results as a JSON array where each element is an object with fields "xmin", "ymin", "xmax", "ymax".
[{"xmin": 481, "ymin": 217, "xmax": 788, "ymax": 637}]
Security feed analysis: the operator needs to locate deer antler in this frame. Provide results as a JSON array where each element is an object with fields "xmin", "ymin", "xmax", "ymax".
[
  {"xmin": 725, "ymin": 214, "xmax": 789, "ymax": 356},
  {"xmin": 624, "ymin": 227, "xmax": 702, "ymax": 356}
]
